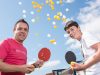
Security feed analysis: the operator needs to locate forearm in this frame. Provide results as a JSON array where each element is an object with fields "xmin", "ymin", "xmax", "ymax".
[
  {"xmin": 0, "ymin": 61, "xmax": 22, "ymax": 72},
  {"xmin": 84, "ymin": 48, "xmax": 100, "ymax": 69}
]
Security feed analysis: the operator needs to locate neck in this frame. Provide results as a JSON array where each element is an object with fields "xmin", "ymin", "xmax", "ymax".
[
  {"xmin": 13, "ymin": 37, "xmax": 23, "ymax": 44},
  {"xmin": 17, "ymin": 40, "xmax": 23, "ymax": 43},
  {"xmin": 77, "ymin": 31, "xmax": 82, "ymax": 41}
]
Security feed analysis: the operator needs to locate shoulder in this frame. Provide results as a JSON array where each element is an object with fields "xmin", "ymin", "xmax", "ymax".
[
  {"xmin": 0, "ymin": 38, "xmax": 13, "ymax": 45},
  {"xmin": 82, "ymin": 31, "xmax": 99, "ymax": 41},
  {"xmin": 82, "ymin": 31, "xmax": 99, "ymax": 47}
]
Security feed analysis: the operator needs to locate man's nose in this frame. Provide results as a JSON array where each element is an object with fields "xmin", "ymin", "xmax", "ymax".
[
  {"xmin": 69, "ymin": 32, "xmax": 73, "ymax": 37},
  {"xmin": 69, "ymin": 32, "xmax": 72, "ymax": 35}
]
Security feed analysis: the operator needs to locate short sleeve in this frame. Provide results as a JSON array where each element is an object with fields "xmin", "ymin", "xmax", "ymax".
[
  {"xmin": 83, "ymin": 32, "xmax": 99, "ymax": 47},
  {"xmin": 0, "ymin": 40, "xmax": 10, "ymax": 60}
]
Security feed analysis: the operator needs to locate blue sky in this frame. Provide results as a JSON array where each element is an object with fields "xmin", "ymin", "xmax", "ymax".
[{"xmin": 0, "ymin": 0, "xmax": 100, "ymax": 75}]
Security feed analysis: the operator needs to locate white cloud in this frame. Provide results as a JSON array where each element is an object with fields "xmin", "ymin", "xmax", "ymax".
[
  {"xmin": 64, "ymin": 33, "xmax": 69, "ymax": 38},
  {"xmin": 70, "ymin": 41, "xmax": 81, "ymax": 49},
  {"xmin": 65, "ymin": 38, "xmax": 81, "ymax": 50},
  {"xmin": 65, "ymin": 38, "xmax": 75, "ymax": 45},
  {"xmin": 77, "ymin": 0, "xmax": 100, "ymax": 39},
  {"xmin": 28, "ymin": 60, "xmax": 60, "ymax": 69},
  {"xmin": 41, "ymin": 60, "xmax": 60, "ymax": 68}
]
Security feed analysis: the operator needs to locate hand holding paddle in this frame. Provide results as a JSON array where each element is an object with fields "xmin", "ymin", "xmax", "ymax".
[
  {"xmin": 65, "ymin": 51, "xmax": 77, "ymax": 75},
  {"xmin": 32, "ymin": 60, "xmax": 44, "ymax": 68},
  {"xmin": 32, "ymin": 47, "xmax": 51, "ymax": 68}
]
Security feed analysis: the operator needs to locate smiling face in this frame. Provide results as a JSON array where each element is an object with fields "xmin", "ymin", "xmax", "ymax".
[
  {"xmin": 66, "ymin": 26, "xmax": 82, "ymax": 40},
  {"xmin": 13, "ymin": 22, "xmax": 29, "ymax": 43}
]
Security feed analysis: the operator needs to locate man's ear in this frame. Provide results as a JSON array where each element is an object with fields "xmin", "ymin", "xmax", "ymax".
[
  {"xmin": 78, "ymin": 26, "xmax": 80, "ymax": 30},
  {"xmin": 13, "ymin": 28, "xmax": 15, "ymax": 33},
  {"xmin": 78, "ymin": 26, "xmax": 80, "ymax": 28}
]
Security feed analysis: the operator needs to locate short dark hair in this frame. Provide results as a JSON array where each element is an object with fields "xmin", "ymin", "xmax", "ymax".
[
  {"xmin": 64, "ymin": 20, "xmax": 79, "ymax": 31},
  {"xmin": 13, "ymin": 19, "xmax": 29, "ymax": 31}
]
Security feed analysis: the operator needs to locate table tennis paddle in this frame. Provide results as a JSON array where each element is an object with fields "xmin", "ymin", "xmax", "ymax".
[
  {"xmin": 65, "ymin": 51, "xmax": 76, "ymax": 75},
  {"xmin": 32, "ymin": 47, "xmax": 51, "ymax": 68},
  {"xmin": 38, "ymin": 47, "xmax": 51, "ymax": 61}
]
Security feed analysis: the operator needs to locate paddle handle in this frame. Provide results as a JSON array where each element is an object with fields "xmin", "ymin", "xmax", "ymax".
[
  {"xmin": 73, "ymin": 70, "xmax": 76, "ymax": 75},
  {"xmin": 32, "ymin": 63, "xmax": 39, "ymax": 68}
]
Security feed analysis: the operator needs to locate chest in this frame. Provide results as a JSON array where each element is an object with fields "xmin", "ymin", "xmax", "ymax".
[
  {"xmin": 81, "ymin": 39, "xmax": 95, "ymax": 59},
  {"xmin": 4, "ymin": 43, "xmax": 27, "ymax": 64}
]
